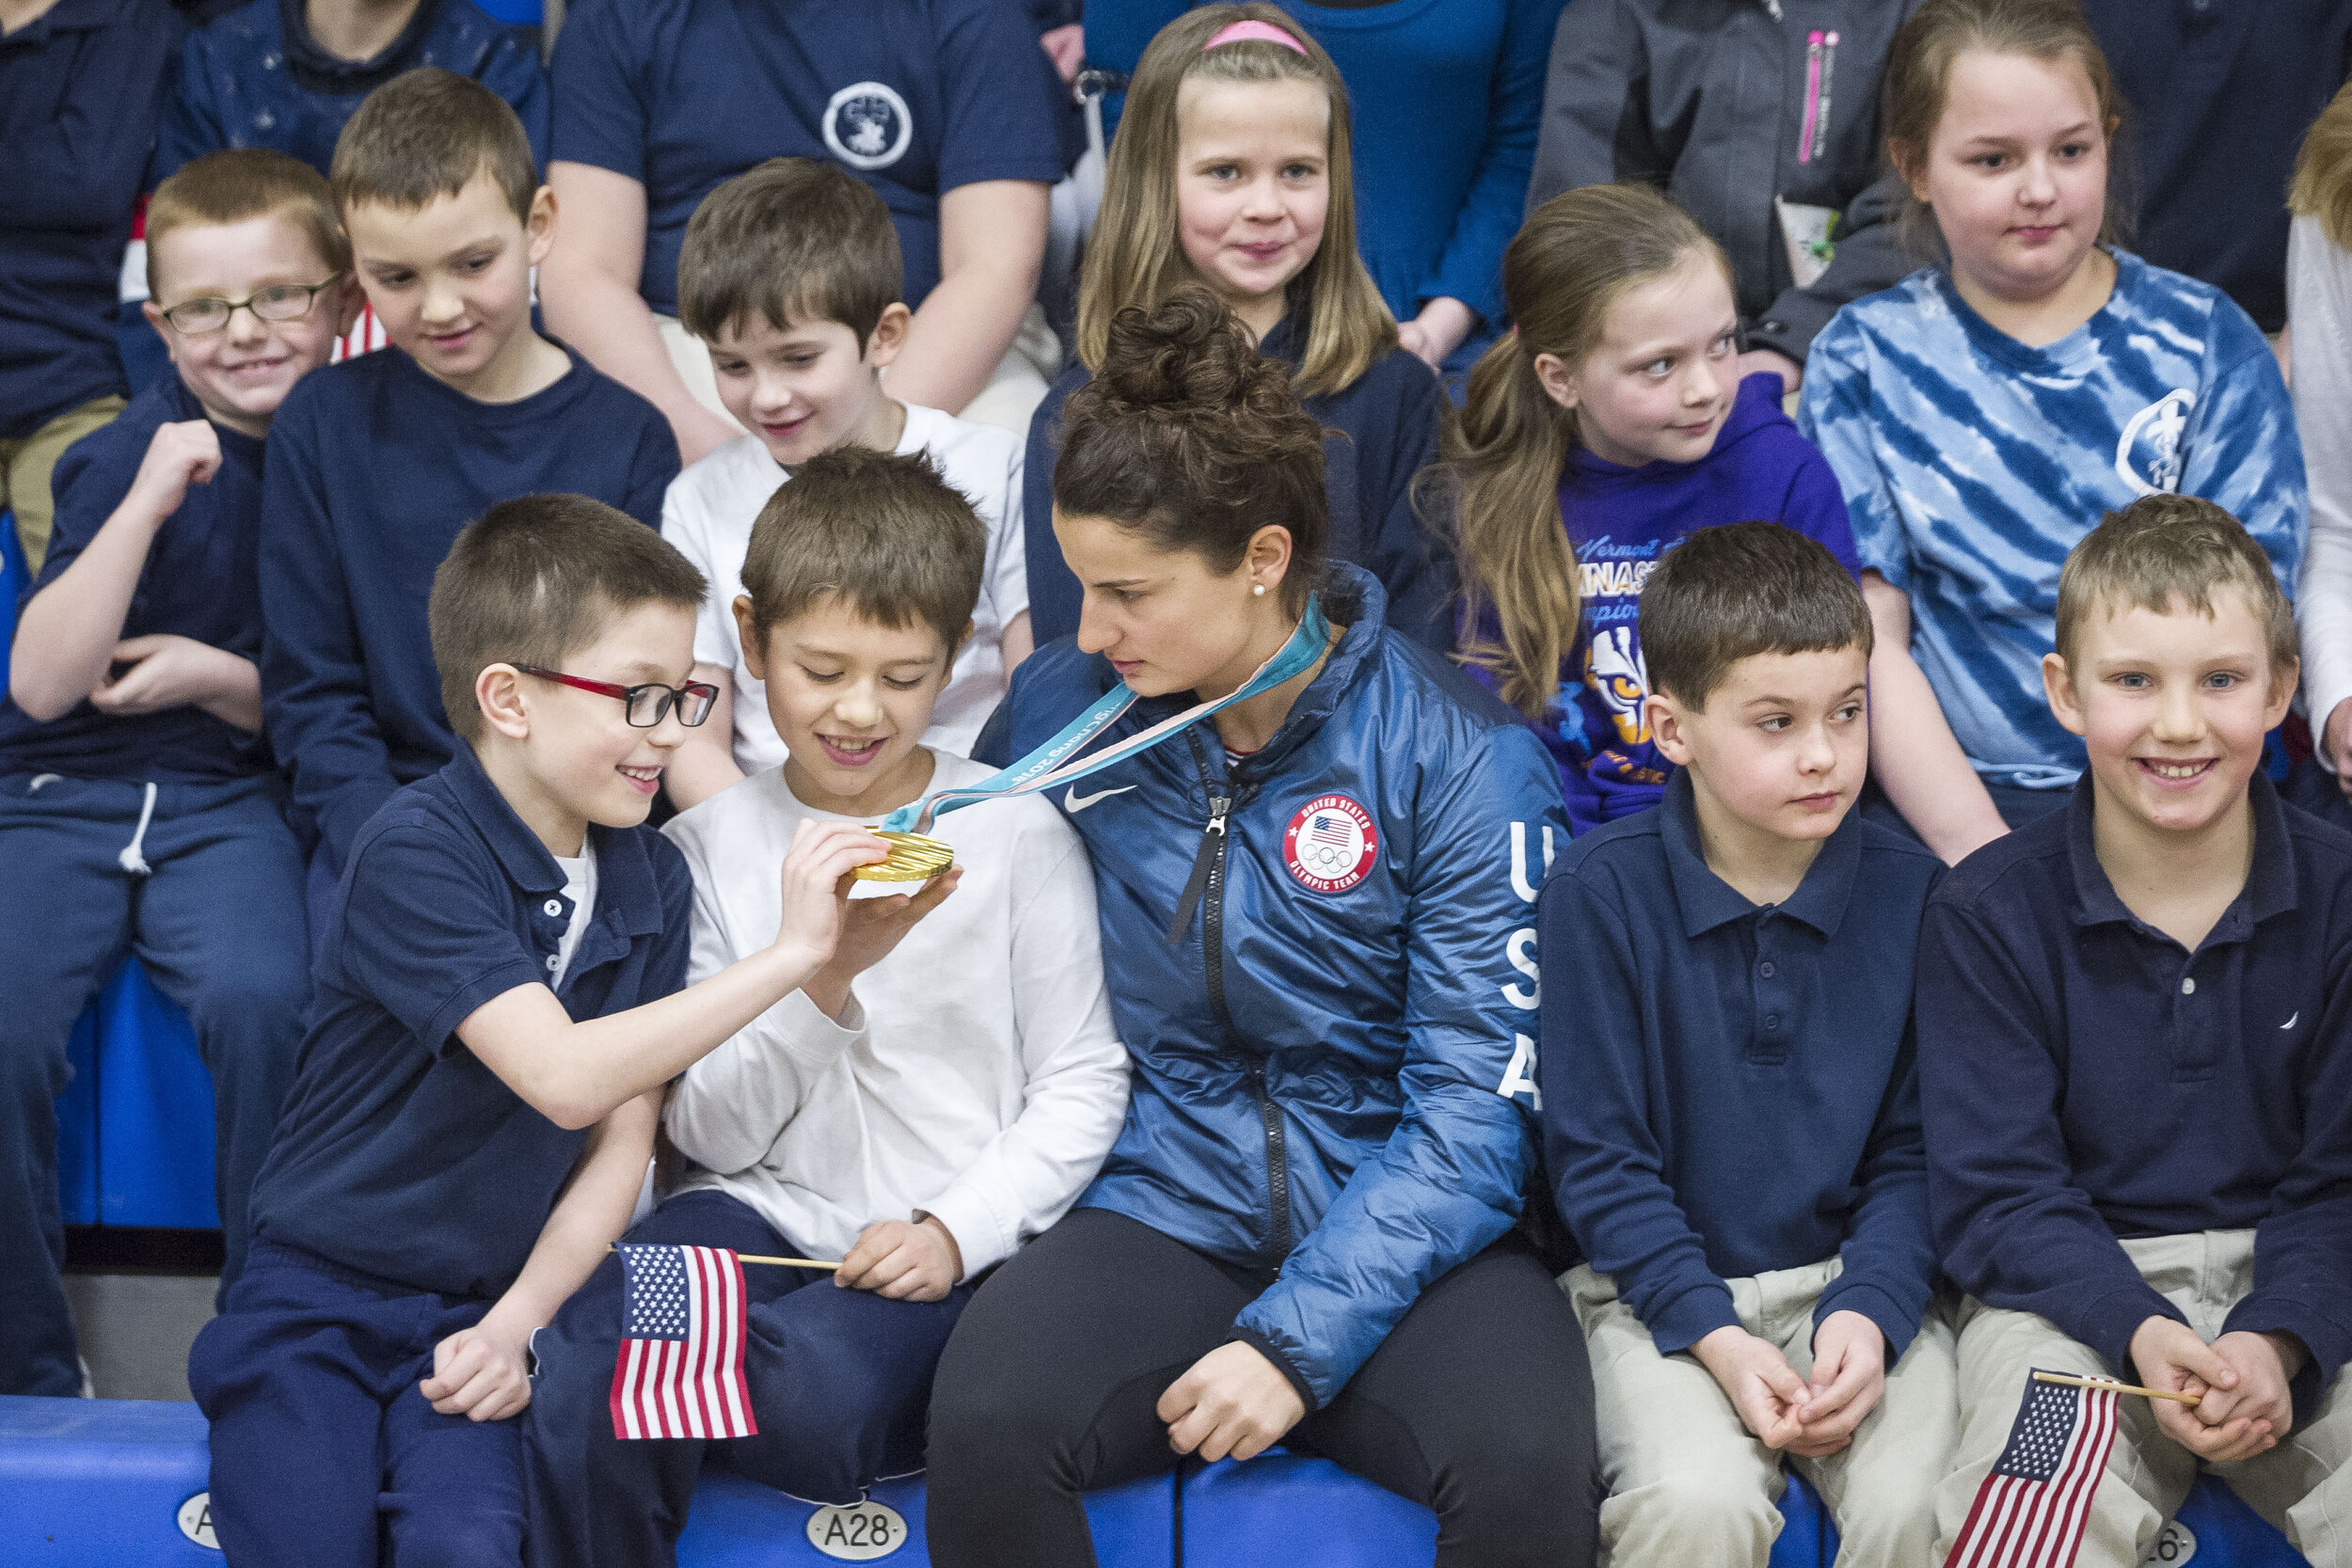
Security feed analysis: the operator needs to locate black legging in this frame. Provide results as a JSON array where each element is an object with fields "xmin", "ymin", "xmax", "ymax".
[{"xmin": 926, "ymin": 1208, "xmax": 1599, "ymax": 1567}]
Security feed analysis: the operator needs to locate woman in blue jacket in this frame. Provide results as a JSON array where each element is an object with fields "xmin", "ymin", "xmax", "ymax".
[{"xmin": 927, "ymin": 291, "xmax": 1597, "ymax": 1566}]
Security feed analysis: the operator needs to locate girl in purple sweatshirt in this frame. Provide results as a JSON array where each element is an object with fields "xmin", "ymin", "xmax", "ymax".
[{"xmin": 1439, "ymin": 182, "xmax": 1866, "ymax": 834}]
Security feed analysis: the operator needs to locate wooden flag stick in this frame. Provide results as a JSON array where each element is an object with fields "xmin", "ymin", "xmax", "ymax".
[
  {"xmin": 609, "ymin": 1244, "xmax": 840, "ymax": 1271},
  {"xmin": 2033, "ymin": 1370, "xmax": 2201, "ymax": 1405}
]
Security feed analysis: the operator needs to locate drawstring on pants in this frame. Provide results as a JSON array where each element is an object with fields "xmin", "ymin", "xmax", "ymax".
[{"xmin": 118, "ymin": 782, "xmax": 157, "ymax": 876}]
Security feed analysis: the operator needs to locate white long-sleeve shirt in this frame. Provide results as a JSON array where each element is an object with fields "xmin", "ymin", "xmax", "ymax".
[
  {"xmin": 660, "ymin": 752, "xmax": 1128, "ymax": 1276},
  {"xmin": 2295, "ymin": 213, "xmax": 2352, "ymax": 769}
]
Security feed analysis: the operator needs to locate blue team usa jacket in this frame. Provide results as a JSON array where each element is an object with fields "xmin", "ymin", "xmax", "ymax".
[{"xmin": 976, "ymin": 565, "xmax": 1571, "ymax": 1409}]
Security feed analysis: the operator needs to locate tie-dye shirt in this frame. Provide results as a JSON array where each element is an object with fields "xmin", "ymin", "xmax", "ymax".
[
  {"xmin": 1466, "ymin": 372, "xmax": 1858, "ymax": 834},
  {"xmin": 1800, "ymin": 251, "xmax": 2305, "ymax": 789}
]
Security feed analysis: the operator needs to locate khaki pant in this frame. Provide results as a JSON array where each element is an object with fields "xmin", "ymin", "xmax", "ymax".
[
  {"xmin": 1936, "ymin": 1230, "xmax": 2352, "ymax": 1568},
  {"xmin": 657, "ymin": 305, "xmax": 1057, "ymax": 438},
  {"xmin": 1, "ymin": 396, "xmax": 126, "ymax": 573},
  {"xmin": 1566, "ymin": 1259, "xmax": 1958, "ymax": 1568}
]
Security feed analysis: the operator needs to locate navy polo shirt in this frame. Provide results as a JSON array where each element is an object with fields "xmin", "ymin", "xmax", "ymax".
[
  {"xmin": 247, "ymin": 744, "xmax": 692, "ymax": 1302},
  {"xmin": 0, "ymin": 0, "xmax": 181, "ymax": 437},
  {"xmin": 258, "ymin": 342, "xmax": 678, "ymax": 872},
  {"xmin": 150, "ymin": 0, "xmax": 548, "ymax": 186},
  {"xmin": 1920, "ymin": 776, "xmax": 2352, "ymax": 1416},
  {"xmin": 548, "ymin": 0, "xmax": 1066, "ymax": 317},
  {"xmin": 1538, "ymin": 771, "xmax": 1944, "ymax": 1356},
  {"xmin": 0, "ymin": 376, "xmax": 271, "ymax": 781}
]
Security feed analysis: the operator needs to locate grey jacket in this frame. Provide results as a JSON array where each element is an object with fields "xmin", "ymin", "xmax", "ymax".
[{"xmin": 1529, "ymin": 0, "xmax": 1926, "ymax": 362}]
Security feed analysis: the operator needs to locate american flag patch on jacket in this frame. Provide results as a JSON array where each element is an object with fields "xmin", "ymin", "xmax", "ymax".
[{"xmin": 608, "ymin": 1244, "xmax": 756, "ymax": 1441}]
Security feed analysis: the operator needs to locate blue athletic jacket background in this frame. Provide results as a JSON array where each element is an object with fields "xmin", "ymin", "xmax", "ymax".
[{"xmin": 974, "ymin": 565, "xmax": 1569, "ymax": 1408}]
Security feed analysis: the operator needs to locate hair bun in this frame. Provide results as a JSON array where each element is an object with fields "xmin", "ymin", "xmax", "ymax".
[{"xmin": 1093, "ymin": 286, "xmax": 1290, "ymax": 419}]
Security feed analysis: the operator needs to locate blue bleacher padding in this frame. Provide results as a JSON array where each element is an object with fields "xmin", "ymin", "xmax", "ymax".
[
  {"xmin": 0, "ymin": 1397, "xmax": 217, "ymax": 1561},
  {"xmin": 1178, "ymin": 1450, "xmax": 1435, "ymax": 1564},
  {"xmin": 56, "ymin": 1005, "xmax": 100, "ymax": 1227},
  {"xmin": 95, "ymin": 963, "xmax": 216, "ymax": 1229},
  {"xmin": 1776, "ymin": 1469, "xmax": 1836, "ymax": 1567},
  {"xmin": 47, "ymin": 963, "xmax": 216, "ymax": 1233},
  {"xmin": 96, "ymin": 963, "xmax": 216, "ymax": 1231},
  {"xmin": 1175, "ymin": 1451, "xmax": 1836, "ymax": 1567}
]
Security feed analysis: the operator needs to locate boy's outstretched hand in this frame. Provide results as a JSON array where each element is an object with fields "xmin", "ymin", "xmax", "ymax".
[
  {"xmin": 1693, "ymin": 1325, "xmax": 1809, "ymax": 1449},
  {"xmin": 2131, "ymin": 1315, "xmax": 2280, "ymax": 1463},
  {"xmin": 421, "ymin": 1315, "xmax": 533, "ymax": 1422},
  {"xmin": 803, "ymin": 866, "xmax": 961, "ymax": 1020},
  {"xmin": 835, "ymin": 1215, "xmax": 963, "ymax": 1301},
  {"xmin": 1787, "ymin": 1310, "xmax": 1886, "ymax": 1457},
  {"xmin": 771, "ymin": 818, "xmax": 891, "ymax": 972}
]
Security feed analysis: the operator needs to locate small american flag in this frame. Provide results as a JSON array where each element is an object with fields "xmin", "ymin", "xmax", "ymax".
[
  {"xmin": 608, "ymin": 1244, "xmax": 757, "ymax": 1441},
  {"xmin": 1942, "ymin": 1370, "xmax": 2120, "ymax": 1568},
  {"xmin": 1307, "ymin": 815, "xmax": 1352, "ymax": 848}
]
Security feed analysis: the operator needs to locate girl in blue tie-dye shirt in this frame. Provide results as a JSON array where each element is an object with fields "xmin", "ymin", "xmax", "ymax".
[{"xmin": 1799, "ymin": 0, "xmax": 2304, "ymax": 844}]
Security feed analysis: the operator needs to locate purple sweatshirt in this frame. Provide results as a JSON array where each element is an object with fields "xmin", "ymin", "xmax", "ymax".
[{"xmin": 1469, "ymin": 372, "xmax": 1859, "ymax": 834}]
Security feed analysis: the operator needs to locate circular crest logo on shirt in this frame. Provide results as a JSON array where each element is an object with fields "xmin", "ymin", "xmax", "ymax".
[
  {"xmin": 1283, "ymin": 794, "xmax": 1377, "ymax": 893},
  {"xmin": 2114, "ymin": 388, "xmax": 2195, "ymax": 497},
  {"xmin": 823, "ymin": 82, "xmax": 914, "ymax": 170}
]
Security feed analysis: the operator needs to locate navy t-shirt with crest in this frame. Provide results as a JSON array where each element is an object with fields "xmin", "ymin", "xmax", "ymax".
[
  {"xmin": 246, "ymin": 745, "xmax": 692, "ymax": 1302},
  {"xmin": 548, "ymin": 0, "xmax": 1067, "ymax": 316}
]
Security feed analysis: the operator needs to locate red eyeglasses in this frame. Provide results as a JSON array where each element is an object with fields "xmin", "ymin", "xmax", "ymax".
[{"xmin": 514, "ymin": 666, "xmax": 720, "ymax": 727}]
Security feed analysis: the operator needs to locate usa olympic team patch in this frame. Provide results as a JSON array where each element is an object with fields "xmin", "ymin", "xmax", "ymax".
[{"xmin": 1283, "ymin": 794, "xmax": 1377, "ymax": 893}]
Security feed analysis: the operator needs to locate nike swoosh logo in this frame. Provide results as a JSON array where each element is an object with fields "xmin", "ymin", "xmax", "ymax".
[
  {"xmin": 2284, "ymin": 1013, "xmax": 2299, "ymax": 1030},
  {"xmin": 1064, "ymin": 784, "xmax": 1136, "ymax": 813}
]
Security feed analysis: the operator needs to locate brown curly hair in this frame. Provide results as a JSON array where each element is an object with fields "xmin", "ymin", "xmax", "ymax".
[{"xmin": 1054, "ymin": 287, "xmax": 1329, "ymax": 615}]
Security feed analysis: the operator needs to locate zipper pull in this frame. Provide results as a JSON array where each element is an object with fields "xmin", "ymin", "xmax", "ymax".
[
  {"xmin": 1765, "ymin": 0, "xmax": 1784, "ymax": 20},
  {"xmin": 1165, "ymin": 794, "xmax": 1231, "ymax": 942}
]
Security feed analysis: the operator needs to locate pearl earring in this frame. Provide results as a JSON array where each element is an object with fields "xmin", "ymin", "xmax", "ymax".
[{"xmin": 1251, "ymin": 583, "xmax": 1267, "ymax": 597}]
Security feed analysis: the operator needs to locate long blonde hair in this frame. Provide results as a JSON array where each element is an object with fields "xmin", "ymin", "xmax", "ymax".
[
  {"xmin": 2292, "ymin": 81, "xmax": 2352, "ymax": 250},
  {"xmin": 1440, "ymin": 184, "xmax": 1727, "ymax": 718},
  {"xmin": 1076, "ymin": 3, "xmax": 1393, "ymax": 398}
]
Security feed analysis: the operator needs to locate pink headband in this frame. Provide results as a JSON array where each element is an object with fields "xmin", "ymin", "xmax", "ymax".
[{"xmin": 1204, "ymin": 20, "xmax": 1308, "ymax": 55}]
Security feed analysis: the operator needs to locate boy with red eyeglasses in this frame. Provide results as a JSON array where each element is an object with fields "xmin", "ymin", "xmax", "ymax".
[{"xmin": 192, "ymin": 496, "xmax": 889, "ymax": 1568}]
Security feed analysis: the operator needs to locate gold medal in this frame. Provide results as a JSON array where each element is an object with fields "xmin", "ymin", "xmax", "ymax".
[{"xmin": 852, "ymin": 830, "xmax": 957, "ymax": 882}]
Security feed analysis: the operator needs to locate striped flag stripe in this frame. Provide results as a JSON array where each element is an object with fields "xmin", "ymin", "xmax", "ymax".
[
  {"xmin": 714, "ymin": 1250, "xmax": 750, "ymax": 1435},
  {"xmin": 2044, "ymin": 1389, "xmax": 2116, "ymax": 1568}
]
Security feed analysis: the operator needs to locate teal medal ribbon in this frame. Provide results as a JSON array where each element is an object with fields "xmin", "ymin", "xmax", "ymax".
[{"xmin": 882, "ymin": 594, "xmax": 1331, "ymax": 834}]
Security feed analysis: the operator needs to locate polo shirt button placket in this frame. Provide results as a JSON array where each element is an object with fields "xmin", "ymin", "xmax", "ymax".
[{"xmin": 1754, "ymin": 930, "xmax": 1788, "ymax": 1061}]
